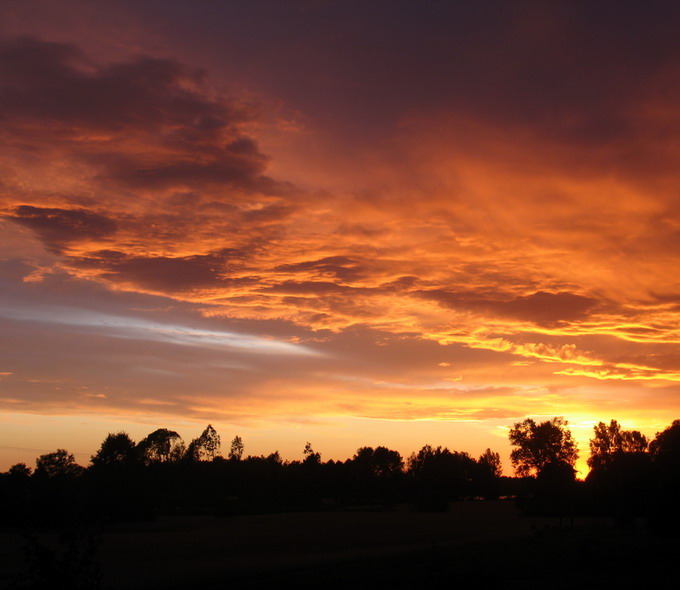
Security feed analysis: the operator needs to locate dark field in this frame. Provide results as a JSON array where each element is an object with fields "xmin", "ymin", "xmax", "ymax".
[{"xmin": 1, "ymin": 501, "xmax": 678, "ymax": 589}]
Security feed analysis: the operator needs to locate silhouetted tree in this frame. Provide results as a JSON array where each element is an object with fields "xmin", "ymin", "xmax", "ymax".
[
  {"xmin": 30, "ymin": 449, "xmax": 87, "ymax": 526},
  {"xmin": 228, "ymin": 435, "xmax": 244, "ymax": 461},
  {"xmin": 508, "ymin": 417, "xmax": 578, "ymax": 477},
  {"xmin": 649, "ymin": 420, "xmax": 680, "ymax": 466},
  {"xmin": 475, "ymin": 449, "xmax": 503, "ymax": 499},
  {"xmin": 185, "ymin": 440, "xmax": 199, "ymax": 462},
  {"xmin": 588, "ymin": 420, "xmax": 648, "ymax": 470},
  {"xmin": 478, "ymin": 448, "xmax": 502, "ymax": 478},
  {"xmin": 303, "ymin": 442, "xmax": 321, "ymax": 465},
  {"xmin": 408, "ymin": 445, "xmax": 477, "ymax": 509},
  {"xmin": 353, "ymin": 446, "xmax": 403, "ymax": 478},
  {"xmin": 8, "ymin": 462, "xmax": 32, "ymax": 477},
  {"xmin": 266, "ymin": 451, "xmax": 282, "ymax": 464},
  {"xmin": 137, "ymin": 429, "xmax": 184, "ymax": 464},
  {"xmin": 648, "ymin": 420, "xmax": 680, "ymax": 535},
  {"xmin": 90, "ymin": 432, "xmax": 136, "ymax": 468},
  {"xmin": 347, "ymin": 446, "xmax": 404, "ymax": 507},
  {"xmin": 585, "ymin": 420, "xmax": 651, "ymax": 521},
  {"xmin": 534, "ymin": 458, "xmax": 578, "ymax": 513},
  {"xmin": 1, "ymin": 462, "xmax": 34, "ymax": 526},
  {"xmin": 186, "ymin": 424, "xmax": 221, "ymax": 461},
  {"xmin": 87, "ymin": 432, "xmax": 154, "ymax": 522},
  {"xmin": 35, "ymin": 449, "xmax": 84, "ymax": 478}
]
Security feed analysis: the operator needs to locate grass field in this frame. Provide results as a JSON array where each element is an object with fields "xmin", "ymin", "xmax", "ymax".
[{"xmin": 1, "ymin": 501, "xmax": 677, "ymax": 588}]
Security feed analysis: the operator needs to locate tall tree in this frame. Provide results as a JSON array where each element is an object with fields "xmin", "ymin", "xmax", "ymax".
[
  {"xmin": 509, "ymin": 417, "xmax": 578, "ymax": 477},
  {"xmin": 186, "ymin": 425, "xmax": 221, "ymax": 461},
  {"xmin": 475, "ymin": 448, "xmax": 503, "ymax": 499},
  {"xmin": 478, "ymin": 448, "xmax": 503, "ymax": 478},
  {"xmin": 228, "ymin": 435, "xmax": 244, "ymax": 461}
]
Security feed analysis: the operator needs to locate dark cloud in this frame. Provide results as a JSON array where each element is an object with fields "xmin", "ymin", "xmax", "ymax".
[
  {"xmin": 274, "ymin": 256, "xmax": 364, "ymax": 282},
  {"xmin": 494, "ymin": 291, "xmax": 598, "ymax": 324},
  {"xmin": 74, "ymin": 250, "xmax": 237, "ymax": 292},
  {"xmin": 379, "ymin": 276, "xmax": 419, "ymax": 291},
  {"xmin": 125, "ymin": 1, "xmax": 680, "ymax": 150},
  {"xmin": 242, "ymin": 202, "xmax": 296, "ymax": 224},
  {"xmin": 0, "ymin": 36, "xmax": 234, "ymax": 131},
  {"xmin": 334, "ymin": 224, "xmax": 388, "ymax": 239},
  {"xmin": 0, "ymin": 35, "xmax": 290, "ymax": 195},
  {"xmin": 5, "ymin": 205, "xmax": 117, "ymax": 253},
  {"xmin": 261, "ymin": 280, "xmax": 357, "ymax": 296},
  {"xmin": 420, "ymin": 289, "xmax": 598, "ymax": 326},
  {"xmin": 91, "ymin": 149, "xmax": 269, "ymax": 191}
]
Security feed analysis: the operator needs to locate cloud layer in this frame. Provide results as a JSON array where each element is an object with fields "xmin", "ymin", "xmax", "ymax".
[{"xmin": 2, "ymin": 3, "xmax": 680, "ymax": 468}]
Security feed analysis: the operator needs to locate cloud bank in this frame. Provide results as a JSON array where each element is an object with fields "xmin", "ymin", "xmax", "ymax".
[{"xmin": 1, "ymin": 3, "xmax": 680, "ymax": 467}]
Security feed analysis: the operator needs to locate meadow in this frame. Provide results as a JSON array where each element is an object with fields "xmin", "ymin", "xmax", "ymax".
[{"xmin": 2, "ymin": 500, "xmax": 675, "ymax": 589}]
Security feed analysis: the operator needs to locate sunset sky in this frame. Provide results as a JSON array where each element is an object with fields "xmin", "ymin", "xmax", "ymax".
[{"xmin": 2, "ymin": 1, "xmax": 680, "ymax": 476}]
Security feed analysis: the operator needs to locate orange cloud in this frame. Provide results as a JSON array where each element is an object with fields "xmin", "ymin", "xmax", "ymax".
[{"xmin": 3, "ymin": 11, "xmax": 680, "ymax": 471}]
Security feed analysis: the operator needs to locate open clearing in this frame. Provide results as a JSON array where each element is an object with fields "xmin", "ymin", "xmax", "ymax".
[{"xmin": 1, "ymin": 501, "xmax": 676, "ymax": 588}]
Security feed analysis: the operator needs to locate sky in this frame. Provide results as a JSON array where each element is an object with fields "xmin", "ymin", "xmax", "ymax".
[{"xmin": 2, "ymin": 1, "xmax": 680, "ymax": 475}]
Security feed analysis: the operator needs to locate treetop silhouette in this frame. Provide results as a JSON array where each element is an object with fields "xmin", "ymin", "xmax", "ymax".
[
  {"xmin": 137, "ymin": 428, "xmax": 184, "ymax": 464},
  {"xmin": 35, "ymin": 449, "xmax": 84, "ymax": 478},
  {"xmin": 509, "ymin": 417, "xmax": 578, "ymax": 477},
  {"xmin": 228, "ymin": 435, "xmax": 244, "ymax": 461},
  {"xmin": 588, "ymin": 419, "xmax": 648, "ymax": 470},
  {"xmin": 187, "ymin": 424, "xmax": 221, "ymax": 461},
  {"xmin": 91, "ymin": 432, "xmax": 137, "ymax": 468}
]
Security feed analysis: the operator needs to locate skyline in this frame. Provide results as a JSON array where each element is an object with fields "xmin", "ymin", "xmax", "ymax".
[{"xmin": 2, "ymin": 1, "xmax": 680, "ymax": 475}]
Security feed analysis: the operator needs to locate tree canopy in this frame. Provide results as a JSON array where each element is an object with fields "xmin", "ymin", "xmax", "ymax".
[
  {"xmin": 35, "ymin": 449, "xmax": 84, "ymax": 478},
  {"xmin": 137, "ymin": 428, "xmax": 184, "ymax": 464},
  {"xmin": 91, "ymin": 432, "xmax": 137, "ymax": 468},
  {"xmin": 187, "ymin": 425, "xmax": 221, "ymax": 461},
  {"xmin": 8, "ymin": 462, "xmax": 32, "ymax": 477},
  {"xmin": 588, "ymin": 419, "xmax": 648, "ymax": 470},
  {"xmin": 352, "ymin": 446, "xmax": 403, "ymax": 478},
  {"xmin": 303, "ymin": 442, "xmax": 321, "ymax": 465},
  {"xmin": 509, "ymin": 417, "xmax": 578, "ymax": 477},
  {"xmin": 650, "ymin": 419, "xmax": 680, "ymax": 465},
  {"xmin": 478, "ymin": 448, "xmax": 503, "ymax": 478},
  {"xmin": 228, "ymin": 435, "xmax": 244, "ymax": 461}
]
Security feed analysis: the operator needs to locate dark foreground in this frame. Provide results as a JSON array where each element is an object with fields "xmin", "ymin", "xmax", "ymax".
[{"xmin": 1, "ymin": 501, "xmax": 677, "ymax": 589}]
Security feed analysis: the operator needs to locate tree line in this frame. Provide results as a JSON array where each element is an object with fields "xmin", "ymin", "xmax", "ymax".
[
  {"xmin": 3, "ymin": 417, "xmax": 680, "ymax": 534},
  {"xmin": 0, "ymin": 424, "xmax": 503, "ymax": 525},
  {"xmin": 506, "ymin": 416, "xmax": 680, "ymax": 534}
]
